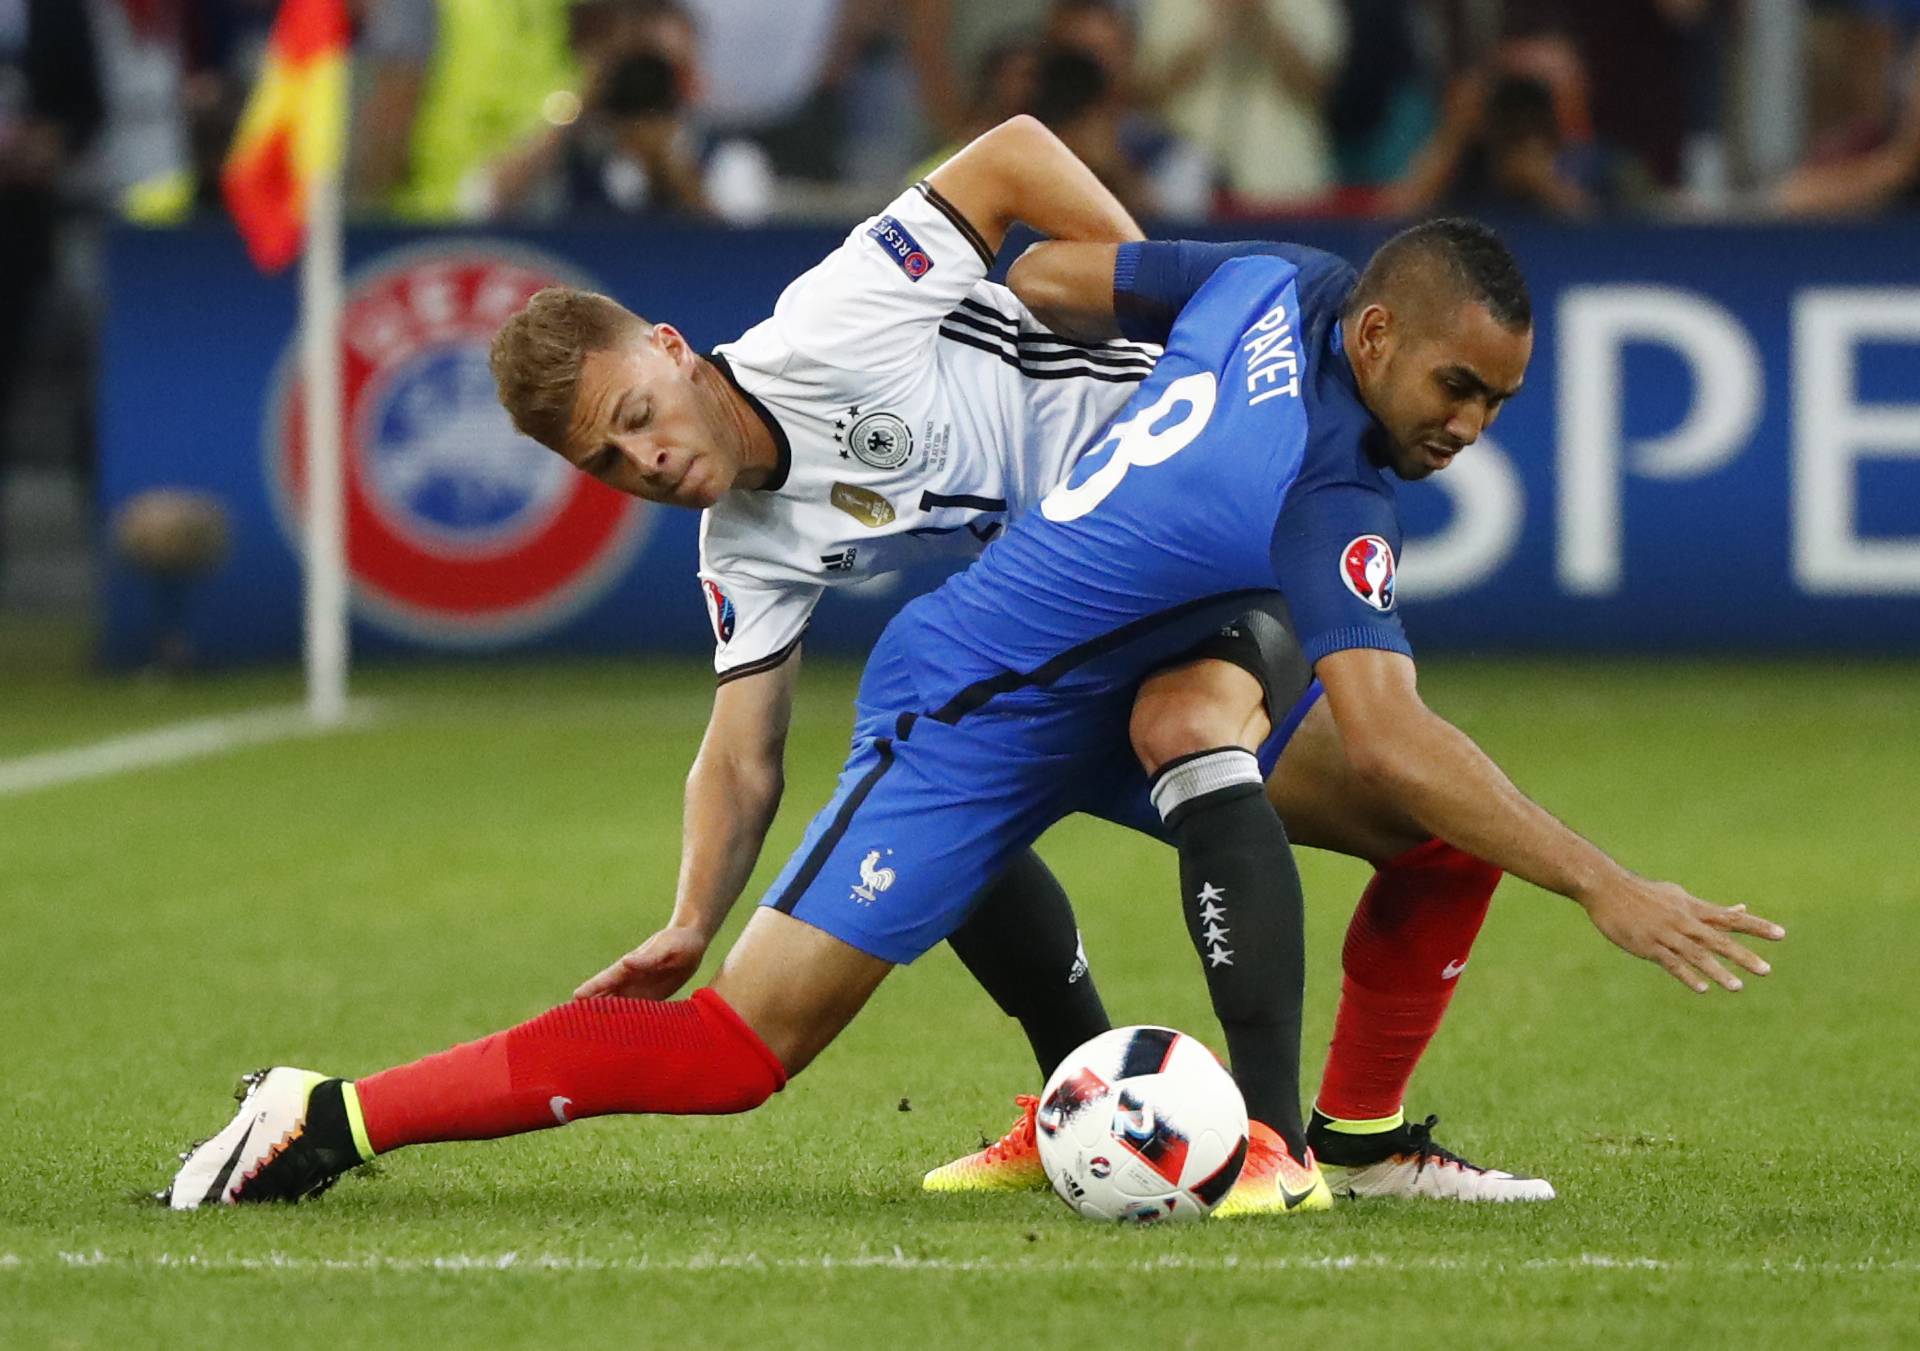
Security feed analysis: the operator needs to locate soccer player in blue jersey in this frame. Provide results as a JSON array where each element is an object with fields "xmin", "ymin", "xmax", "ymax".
[{"xmin": 166, "ymin": 219, "xmax": 1783, "ymax": 1214}]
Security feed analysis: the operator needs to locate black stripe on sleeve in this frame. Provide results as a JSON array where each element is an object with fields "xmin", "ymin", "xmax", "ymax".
[
  {"xmin": 914, "ymin": 180, "xmax": 996, "ymax": 271},
  {"xmin": 715, "ymin": 630, "xmax": 804, "ymax": 685},
  {"xmin": 919, "ymin": 490, "xmax": 1008, "ymax": 513},
  {"xmin": 956, "ymin": 298, "xmax": 1162, "ymax": 363},
  {"xmin": 940, "ymin": 309, "xmax": 1157, "ymax": 373},
  {"xmin": 938, "ymin": 326, "xmax": 1148, "ymax": 383}
]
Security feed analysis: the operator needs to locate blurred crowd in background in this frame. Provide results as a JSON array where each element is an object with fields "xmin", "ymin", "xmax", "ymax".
[{"xmin": 4, "ymin": 0, "xmax": 1920, "ymax": 612}]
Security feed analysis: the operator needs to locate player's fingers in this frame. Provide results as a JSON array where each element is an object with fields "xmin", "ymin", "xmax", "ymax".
[
  {"xmin": 576, "ymin": 954, "xmax": 648, "ymax": 998},
  {"xmin": 573, "ymin": 969, "xmax": 620, "ymax": 999},
  {"xmin": 1705, "ymin": 905, "xmax": 1787, "ymax": 941},
  {"xmin": 1677, "ymin": 937, "xmax": 1742, "ymax": 992},
  {"xmin": 1654, "ymin": 945, "xmax": 1709, "ymax": 994},
  {"xmin": 1704, "ymin": 928, "xmax": 1772, "ymax": 977}
]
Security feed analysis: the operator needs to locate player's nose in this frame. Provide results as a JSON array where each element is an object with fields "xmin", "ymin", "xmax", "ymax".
[
  {"xmin": 1445, "ymin": 408, "xmax": 1484, "ymax": 445},
  {"xmin": 615, "ymin": 433, "xmax": 674, "ymax": 476}
]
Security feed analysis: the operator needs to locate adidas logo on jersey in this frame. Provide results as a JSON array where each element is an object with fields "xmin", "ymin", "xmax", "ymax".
[{"xmin": 820, "ymin": 548, "xmax": 858, "ymax": 573}]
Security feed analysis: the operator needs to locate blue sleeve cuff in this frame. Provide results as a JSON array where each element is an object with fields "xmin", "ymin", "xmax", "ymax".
[
  {"xmin": 1303, "ymin": 626, "xmax": 1414, "ymax": 667},
  {"xmin": 1113, "ymin": 240, "xmax": 1174, "ymax": 344}
]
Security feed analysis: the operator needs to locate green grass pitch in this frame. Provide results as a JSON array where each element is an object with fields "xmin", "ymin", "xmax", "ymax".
[{"xmin": 3, "ymin": 628, "xmax": 1917, "ymax": 1348}]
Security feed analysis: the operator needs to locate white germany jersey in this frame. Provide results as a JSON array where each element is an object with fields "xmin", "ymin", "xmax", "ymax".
[{"xmin": 698, "ymin": 180, "xmax": 1161, "ymax": 681}]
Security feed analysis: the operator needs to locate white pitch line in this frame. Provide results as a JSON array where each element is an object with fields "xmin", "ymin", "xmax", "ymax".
[
  {"xmin": 0, "ymin": 701, "xmax": 381, "ymax": 799},
  {"xmin": 7, "ymin": 1250, "xmax": 1917, "ymax": 1278}
]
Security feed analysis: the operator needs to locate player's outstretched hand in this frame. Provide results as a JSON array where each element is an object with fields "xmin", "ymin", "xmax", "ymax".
[
  {"xmin": 1580, "ymin": 877, "xmax": 1785, "ymax": 994},
  {"xmin": 574, "ymin": 925, "xmax": 711, "ymax": 1001}
]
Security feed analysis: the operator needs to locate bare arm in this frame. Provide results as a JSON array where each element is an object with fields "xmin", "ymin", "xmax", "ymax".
[
  {"xmin": 1006, "ymin": 241, "xmax": 1126, "ymax": 342},
  {"xmin": 926, "ymin": 115, "xmax": 1146, "ymax": 257},
  {"xmin": 575, "ymin": 651, "xmax": 800, "ymax": 998},
  {"xmin": 1772, "ymin": 130, "xmax": 1920, "ymax": 218},
  {"xmin": 1378, "ymin": 71, "xmax": 1486, "ymax": 217},
  {"xmin": 1008, "ymin": 237, "xmax": 1304, "ymax": 343},
  {"xmin": 1317, "ymin": 647, "xmax": 1785, "ymax": 993}
]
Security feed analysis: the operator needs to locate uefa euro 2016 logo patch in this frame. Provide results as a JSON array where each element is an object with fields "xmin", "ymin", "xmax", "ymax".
[
  {"xmin": 866, "ymin": 214, "xmax": 934, "ymax": 281},
  {"xmin": 266, "ymin": 244, "xmax": 650, "ymax": 646},
  {"xmin": 702, "ymin": 578, "xmax": 736, "ymax": 643},
  {"xmin": 1341, "ymin": 534, "xmax": 1397, "ymax": 611}
]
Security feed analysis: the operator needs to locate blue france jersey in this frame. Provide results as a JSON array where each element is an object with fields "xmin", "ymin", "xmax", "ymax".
[{"xmin": 877, "ymin": 250, "xmax": 1410, "ymax": 747}]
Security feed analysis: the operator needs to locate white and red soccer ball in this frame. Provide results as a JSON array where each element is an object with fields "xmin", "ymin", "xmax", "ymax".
[{"xmin": 1035, "ymin": 1025, "xmax": 1249, "ymax": 1224}]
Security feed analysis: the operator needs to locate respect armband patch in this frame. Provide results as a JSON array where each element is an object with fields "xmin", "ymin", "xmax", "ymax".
[{"xmin": 866, "ymin": 215, "xmax": 935, "ymax": 282}]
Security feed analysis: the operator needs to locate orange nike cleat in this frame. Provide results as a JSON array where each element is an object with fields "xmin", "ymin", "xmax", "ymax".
[
  {"xmin": 1211, "ymin": 1119, "xmax": 1333, "ymax": 1218},
  {"xmin": 921, "ymin": 1094, "xmax": 1048, "ymax": 1193}
]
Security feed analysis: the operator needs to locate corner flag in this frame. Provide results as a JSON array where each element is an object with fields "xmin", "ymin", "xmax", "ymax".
[{"xmin": 221, "ymin": 0, "xmax": 351, "ymax": 273}]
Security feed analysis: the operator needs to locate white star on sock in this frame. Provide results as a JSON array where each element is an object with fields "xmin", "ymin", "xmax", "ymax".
[
  {"xmin": 1197, "ymin": 899, "xmax": 1227, "ymax": 925},
  {"xmin": 1196, "ymin": 882, "xmax": 1226, "ymax": 904},
  {"xmin": 1202, "ymin": 922, "xmax": 1230, "ymax": 945},
  {"xmin": 1207, "ymin": 945, "xmax": 1234, "ymax": 967}
]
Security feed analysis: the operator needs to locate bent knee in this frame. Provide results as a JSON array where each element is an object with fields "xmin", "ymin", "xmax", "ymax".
[
  {"xmin": 1130, "ymin": 661, "xmax": 1269, "ymax": 775},
  {"xmin": 1395, "ymin": 838, "xmax": 1504, "ymax": 891}
]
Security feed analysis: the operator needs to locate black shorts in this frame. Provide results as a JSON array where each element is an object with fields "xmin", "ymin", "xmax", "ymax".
[{"xmin": 1158, "ymin": 596, "xmax": 1313, "ymax": 723}]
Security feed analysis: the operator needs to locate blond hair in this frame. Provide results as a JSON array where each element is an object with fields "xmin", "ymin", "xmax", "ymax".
[{"xmin": 489, "ymin": 287, "xmax": 649, "ymax": 450}]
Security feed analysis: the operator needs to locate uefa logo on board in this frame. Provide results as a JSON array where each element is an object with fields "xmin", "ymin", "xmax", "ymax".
[{"xmin": 265, "ymin": 242, "xmax": 650, "ymax": 646}]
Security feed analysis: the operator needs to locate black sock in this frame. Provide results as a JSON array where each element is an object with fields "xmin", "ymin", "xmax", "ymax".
[
  {"xmin": 946, "ymin": 848, "xmax": 1113, "ymax": 1079},
  {"xmin": 1154, "ymin": 747, "xmax": 1308, "ymax": 1155},
  {"xmin": 304, "ymin": 1079, "xmax": 363, "ymax": 1166}
]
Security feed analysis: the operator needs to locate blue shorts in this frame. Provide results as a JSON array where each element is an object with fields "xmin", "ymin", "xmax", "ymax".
[{"xmin": 756, "ymin": 662, "xmax": 1328, "ymax": 965}]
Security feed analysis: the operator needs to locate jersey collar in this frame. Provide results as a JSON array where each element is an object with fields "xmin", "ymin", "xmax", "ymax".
[{"xmin": 706, "ymin": 351, "xmax": 793, "ymax": 492}]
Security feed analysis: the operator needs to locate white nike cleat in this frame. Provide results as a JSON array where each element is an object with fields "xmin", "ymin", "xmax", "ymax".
[
  {"xmin": 1309, "ymin": 1112, "xmax": 1556, "ymax": 1203},
  {"xmin": 164, "ymin": 1067, "xmax": 366, "ymax": 1210}
]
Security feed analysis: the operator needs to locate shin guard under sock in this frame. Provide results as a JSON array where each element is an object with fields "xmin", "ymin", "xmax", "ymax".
[
  {"xmin": 354, "ymin": 987, "xmax": 787, "ymax": 1155},
  {"xmin": 1315, "ymin": 838, "xmax": 1500, "ymax": 1125},
  {"xmin": 1153, "ymin": 747, "xmax": 1309, "ymax": 1155},
  {"xmin": 946, "ymin": 848, "xmax": 1112, "ymax": 1078}
]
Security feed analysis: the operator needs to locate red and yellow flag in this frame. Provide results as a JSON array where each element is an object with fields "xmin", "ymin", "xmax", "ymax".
[{"xmin": 221, "ymin": 0, "xmax": 351, "ymax": 273}]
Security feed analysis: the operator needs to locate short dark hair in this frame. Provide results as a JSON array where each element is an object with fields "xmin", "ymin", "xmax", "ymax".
[{"xmin": 1347, "ymin": 218, "xmax": 1532, "ymax": 332}]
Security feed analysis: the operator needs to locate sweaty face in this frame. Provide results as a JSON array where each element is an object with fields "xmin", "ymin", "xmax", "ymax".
[
  {"xmin": 560, "ymin": 325, "xmax": 736, "ymax": 508},
  {"xmin": 1356, "ymin": 300, "xmax": 1532, "ymax": 481}
]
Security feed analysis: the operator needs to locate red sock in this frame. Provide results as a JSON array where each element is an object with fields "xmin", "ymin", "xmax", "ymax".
[
  {"xmin": 1315, "ymin": 839, "xmax": 1500, "ymax": 1123},
  {"xmin": 354, "ymin": 988, "xmax": 787, "ymax": 1155}
]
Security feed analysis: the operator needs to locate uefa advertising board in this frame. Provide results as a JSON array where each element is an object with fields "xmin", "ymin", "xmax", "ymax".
[{"xmin": 98, "ymin": 219, "xmax": 1920, "ymax": 665}]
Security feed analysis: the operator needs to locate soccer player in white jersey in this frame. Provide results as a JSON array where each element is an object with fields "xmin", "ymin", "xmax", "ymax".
[
  {"xmin": 492, "ymin": 114, "xmax": 1560, "ymax": 1202},
  {"xmin": 490, "ymin": 114, "xmax": 1152, "ymax": 1090}
]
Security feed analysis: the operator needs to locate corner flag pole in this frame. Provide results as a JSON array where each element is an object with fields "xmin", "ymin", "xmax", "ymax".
[{"xmin": 301, "ymin": 156, "xmax": 348, "ymax": 727}]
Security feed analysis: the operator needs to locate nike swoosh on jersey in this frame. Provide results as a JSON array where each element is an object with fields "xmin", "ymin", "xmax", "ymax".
[{"xmin": 550, "ymin": 1096, "xmax": 574, "ymax": 1125}]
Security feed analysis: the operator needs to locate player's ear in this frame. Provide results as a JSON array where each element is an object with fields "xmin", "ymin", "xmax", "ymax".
[
  {"xmin": 651, "ymin": 322, "xmax": 692, "ymax": 366},
  {"xmin": 1354, "ymin": 302, "xmax": 1394, "ymax": 362}
]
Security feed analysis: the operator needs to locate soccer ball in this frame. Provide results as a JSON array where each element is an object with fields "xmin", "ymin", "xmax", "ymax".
[{"xmin": 1035, "ymin": 1025, "xmax": 1249, "ymax": 1224}]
